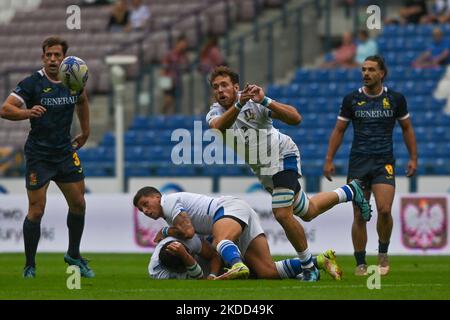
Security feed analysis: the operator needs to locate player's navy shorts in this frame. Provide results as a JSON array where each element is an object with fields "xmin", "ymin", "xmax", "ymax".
[
  {"xmin": 347, "ymin": 154, "xmax": 395, "ymax": 190},
  {"xmin": 25, "ymin": 151, "xmax": 85, "ymax": 190}
]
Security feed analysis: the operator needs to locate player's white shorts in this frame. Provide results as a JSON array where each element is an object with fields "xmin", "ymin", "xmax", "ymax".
[
  {"xmin": 257, "ymin": 152, "xmax": 302, "ymax": 192},
  {"xmin": 213, "ymin": 196, "xmax": 265, "ymax": 255}
]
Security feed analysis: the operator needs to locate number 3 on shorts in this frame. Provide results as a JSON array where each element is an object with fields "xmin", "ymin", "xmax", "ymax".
[{"xmin": 73, "ymin": 153, "xmax": 81, "ymax": 166}]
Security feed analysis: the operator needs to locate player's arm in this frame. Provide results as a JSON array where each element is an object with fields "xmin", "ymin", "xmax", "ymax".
[
  {"xmin": 248, "ymin": 85, "xmax": 301, "ymax": 125},
  {"xmin": 170, "ymin": 212, "xmax": 196, "ymax": 239},
  {"xmin": 72, "ymin": 90, "xmax": 90, "ymax": 150},
  {"xmin": 198, "ymin": 239, "xmax": 223, "ymax": 279},
  {"xmin": 398, "ymin": 117, "xmax": 417, "ymax": 177},
  {"xmin": 166, "ymin": 241, "xmax": 204, "ymax": 279},
  {"xmin": 323, "ymin": 119, "xmax": 350, "ymax": 181},
  {"xmin": 0, "ymin": 95, "xmax": 45, "ymax": 120},
  {"xmin": 209, "ymin": 84, "xmax": 255, "ymax": 132},
  {"xmin": 267, "ymin": 100, "xmax": 302, "ymax": 125}
]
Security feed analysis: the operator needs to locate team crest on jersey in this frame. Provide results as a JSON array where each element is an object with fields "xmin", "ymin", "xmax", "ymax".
[
  {"xmin": 383, "ymin": 98, "xmax": 391, "ymax": 109},
  {"xmin": 243, "ymin": 109, "xmax": 256, "ymax": 121},
  {"xmin": 385, "ymin": 164, "xmax": 394, "ymax": 176},
  {"xmin": 29, "ymin": 172, "xmax": 38, "ymax": 186}
]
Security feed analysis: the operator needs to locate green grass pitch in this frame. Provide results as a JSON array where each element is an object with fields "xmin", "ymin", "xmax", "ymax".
[{"xmin": 1, "ymin": 253, "xmax": 449, "ymax": 300}]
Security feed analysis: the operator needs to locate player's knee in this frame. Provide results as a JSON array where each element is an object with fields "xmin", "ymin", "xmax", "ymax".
[
  {"xmin": 272, "ymin": 207, "xmax": 291, "ymax": 224},
  {"xmin": 272, "ymin": 188, "xmax": 295, "ymax": 223},
  {"xmin": 28, "ymin": 199, "xmax": 45, "ymax": 217},
  {"xmin": 377, "ymin": 206, "xmax": 392, "ymax": 217},
  {"xmin": 70, "ymin": 197, "xmax": 86, "ymax": 214}
]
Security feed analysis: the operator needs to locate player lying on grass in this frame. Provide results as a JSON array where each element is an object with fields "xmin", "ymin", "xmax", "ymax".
[
  {"xmin": 133, "ymin": 187, "xmax": 342, "ymax": 280},
  {"xmin": 150, "ymin": 233, "xmax": 341, "ymax": 281}
]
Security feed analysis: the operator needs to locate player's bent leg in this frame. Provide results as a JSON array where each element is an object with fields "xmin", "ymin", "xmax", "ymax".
[
  {"xmin": 23, "ymin": 183, "xmax": 50, "ymax": 278},
  {"xmin": 212, "ymin": 217, "xmax": 249, "ymax": 279},
  {"xmin": 372, "ymin": 184, "xmax": 395, "ymax": 276},
  {"xmin": 243, "ymin": 234, "xmax": 281, "ymax": 279}
]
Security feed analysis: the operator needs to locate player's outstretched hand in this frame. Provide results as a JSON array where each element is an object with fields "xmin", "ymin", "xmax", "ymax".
[
  {"xmin": 249, "ymin": 85, "xmax": 265, "ymax": 103},
  {"xmin": 28, "ymin": 105, "xmax": 46, "ymax": 118},
  {"xmin": 239, "ymin": 83, "xmax": 256, "ymax": 105},
  {"xmin": 323, "ymin": 160, "xmax": 336, "ymax": 181},
  {"xmin": 406, "ymin": 159, "xmax": 417, "ymax": 177},
  {"xmin": 71, "ymin": 133, "xmax": 89, "ymax": 150}
]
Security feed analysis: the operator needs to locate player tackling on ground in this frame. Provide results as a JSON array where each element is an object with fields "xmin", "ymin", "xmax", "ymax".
[
  {"xmin": 205, "ymin": 66, "xmax": 371, "ymax": 281},
  {"xmin": 134, "ymin": 187, "xmax": 342, "ymax": 280},
  {"xmin": 323, "ymin": 55, "xmax": 417, "ymax": 276}
]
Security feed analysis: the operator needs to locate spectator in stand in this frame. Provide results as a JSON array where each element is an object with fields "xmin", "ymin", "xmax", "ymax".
[
  {"xmin": 386, "ymin": 0, "xmax": 428, "ymax": 24},
  {"xmin": 199, "ymin": 36, "xmax": 225, "ymax": 76},
  {"xmin": 413, "ymin": 27, "xmax": 450, "ymax": 68},
  {"xmin": 199, "ymin": 35, "xmax": 226, "ymax": 108},
  {"xmin": 160, "ymin": 35, "xmax": 190, "ymax": 114},
  {"xmin": 107, "ymin": 0, "xmax": 130, "ymax": 33},
  {"xmin": 322, "ymin": 32, "xmax": 358, "ymax": 68},
  {"xmin": 355, "ymin": 30, "xmax": 378, "ymax": 65},
  {"xmin": 128, "ymin": 0, "xmax": 151, "ymax": 31},
  {"xmin": 421, "ymin": 0, "xmax": 450, "ymax": 23}
]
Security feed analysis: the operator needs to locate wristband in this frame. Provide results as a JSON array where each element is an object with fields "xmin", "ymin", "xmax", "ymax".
[
  {"xmin": 260, "ymin": 96, "xmax": 273, "ymax": 107},
  {"xmin": 187, "ymin": 263, "xmax": 204, "ymax": 279},
  {"xmin": 234, "ymin": 101, "xmax": 243, "ymax": 110},
  {"xmin": 161, "ymin": 226, "xmax": 169, "ymax": 238}
]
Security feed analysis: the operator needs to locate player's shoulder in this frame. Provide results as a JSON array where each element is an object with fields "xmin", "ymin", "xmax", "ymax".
[
  {"xmin": 208, "ymin": 102, "xmax": 224, "ymax": 112},
  {"xmin": 385, "ymin": 87, "xmax": 406, "ymax": 100},
  {"xmin": 342, "ymin": 88, "xmax": 362, "ymax": 104},
  {"xmin": 19, "ymin": 69, "xmax": 44, "ymax": 85}
]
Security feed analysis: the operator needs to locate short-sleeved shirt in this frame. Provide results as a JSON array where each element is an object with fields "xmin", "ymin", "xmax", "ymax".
[
  {"xmin": 206, "ymin": 101, "xmax": 301, "ymax": 180},
  {"xmin": 161, "ymin": 192, "xmax": 218, "ymax": 236},
  {"xmin": 148, "ymin": 235, "xmax": 202, "ymax": 279},
  {"xmin": 11, "ymin": 69, "xmax": 81, "ymax": 162},
  {"xmin": 338, "ymin": 87, "xmax": 409, "ymax": 157}
]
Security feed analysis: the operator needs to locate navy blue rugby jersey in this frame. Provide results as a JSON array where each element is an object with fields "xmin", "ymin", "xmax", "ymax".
[
  {"xmin": 11, "ymin": 69, "xmax": 82, "ymax": 161},
  {"xmin": 338, "ymin": 86, "xmax": 409, "ymax": 157}
]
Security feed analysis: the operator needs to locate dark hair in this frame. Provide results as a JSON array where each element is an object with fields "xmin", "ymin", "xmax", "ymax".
[
  {"xmin": 358, "ymin": 30, "xmax": 369, "ymax": 38},
  {"xmin": 133, "ymin": 186, "xmax": 161, "ymax": 207},
  {"xmin": 159, "ymin": 241, "xmax": 188, "ymax": 273},
  {"xmin": 42, "ymin": 36, "xmax": 68, "ymax": 55},
  {"xmin": 364, "ymin": 55, "xmax": 388, "ymax": 81},
  {"xmin": 209, "ymin": 66, "xmax": 239, "ymax": 87}
]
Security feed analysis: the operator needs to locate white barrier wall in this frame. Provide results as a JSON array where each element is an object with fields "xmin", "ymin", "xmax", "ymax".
[
  {"xmin": 128, "ymin": 177, "xmax": 213, "ymax": 194},
  {"xmin": 321, "ymin": 176, "xmax": 410, "ymax": 193},
  {"xmin": 418, "ymin": 177, "xmax": 450, "ymax": 193},
  {"xmin": 1, "ymin": 193, "xmax": 448, "ymax": 255},
  {"xmin": 0, "ymin": 178, "xmax": 122, "ymax": 193}
]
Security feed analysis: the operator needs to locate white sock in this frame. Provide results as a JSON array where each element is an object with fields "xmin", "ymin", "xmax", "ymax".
[
  {"xmin": 333, "ymin": 185, "xmax": 354, "ymax": 203},
  {"xmin": 297, "ymin": 248, "xmax": 314, "ymax": 269}
]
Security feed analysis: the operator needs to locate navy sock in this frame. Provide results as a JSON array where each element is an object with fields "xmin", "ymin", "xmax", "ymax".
[
  {"xmin": 354, "ymin": 251, "xmax": 367, "ymax": 266},
  {"xmin": 378, "ymin": 241, "xmax": 390, "ymax": 254},
  {"xmin": 67, "ymin": 212, "xmax": 85, "ymax": 259},
  {"xmin": 23, "ymin": 217, "xmax": 41, "ymax": 267}
]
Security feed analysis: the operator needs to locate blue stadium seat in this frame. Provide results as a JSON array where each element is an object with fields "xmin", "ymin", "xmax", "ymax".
[{"xmin": 102, "ymin": 132, "xmax": 115, "ymax": 147}]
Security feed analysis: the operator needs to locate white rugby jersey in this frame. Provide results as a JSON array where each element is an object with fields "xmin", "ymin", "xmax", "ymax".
[
  {"xmin": 148, "ymin": 235, "xmax": 202, "ymax": 279},
  {"xmin": 161, "ymin": 192, "xmax": 220, "ymax": 235},
  {"xmin": 206, "ymin": 100, "xmax": 300, "ymax": 178}
]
